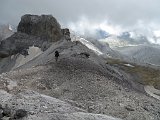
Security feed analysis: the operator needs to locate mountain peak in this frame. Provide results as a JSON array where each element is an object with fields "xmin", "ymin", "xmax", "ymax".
[{"xmin": 17, "ymin": 14, "xmax": 63, "ymax": 42}]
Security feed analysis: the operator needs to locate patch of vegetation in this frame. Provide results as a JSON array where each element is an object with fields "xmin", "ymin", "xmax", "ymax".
[
  {"xmin": 126, "ymin": 65, "xmax": 160, "ymax": 85},
  {"xmin": 106, "ymin": 58, "xmax": 160, "ymax": 89},
  {"xmin": 106, "ymin": 58, "xmax": 128, "ymax": 65}
]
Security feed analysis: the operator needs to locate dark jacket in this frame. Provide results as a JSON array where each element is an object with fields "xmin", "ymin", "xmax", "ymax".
[{"xmin": 55, "ymin": 51, "xmax": 59, "ymax": 57}]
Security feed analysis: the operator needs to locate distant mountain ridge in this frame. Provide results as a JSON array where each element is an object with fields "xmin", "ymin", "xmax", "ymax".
[
  {"xmin": 118, "ymin": 44, "xmax": 160, "ymax": 66},
  {"xmin": 0, "ymin": 24, "xmax": 14, "ymax": 41}
]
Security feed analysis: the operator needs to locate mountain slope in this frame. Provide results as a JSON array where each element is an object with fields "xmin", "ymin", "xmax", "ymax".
[
  {"xmin": 118, "ymin": 45, "xmax": 160, "ymax": 66},
  {"xmin": 0, "ymin": 39, "xmax": 159, "ymax": 120},
  {"xmin": 0, "ymin": 14, "xmax": 160, "ymax": 120},
  {"xmin": 70, "ymin": 32, "xmax": 123, "ymax": 59},
  {"xmin": 0, "ymin": 24, "xmax": 14, "ymax": 41}
]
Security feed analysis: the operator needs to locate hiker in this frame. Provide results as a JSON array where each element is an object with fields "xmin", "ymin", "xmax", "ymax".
[
  {"xmin": 76, "ymin": 41, "xmax": 78, "ymax": 45},
  {"xmin": 55, "ymin": 51, "xmax": 59, "ymax": 62}
]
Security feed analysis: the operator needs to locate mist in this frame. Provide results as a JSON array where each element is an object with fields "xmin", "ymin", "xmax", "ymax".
[{"xmin": 1, "ymin": 0, "xmax": 160, "ymax": 44}]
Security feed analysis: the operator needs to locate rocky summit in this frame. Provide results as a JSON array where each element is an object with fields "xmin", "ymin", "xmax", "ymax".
[
  {"xmin": 17, "ymin": 14, "xmax": 63, "ymax": 42},
  {"xmin": 0, "ymin": 14, "xmax": 71, "ymax": 59}
]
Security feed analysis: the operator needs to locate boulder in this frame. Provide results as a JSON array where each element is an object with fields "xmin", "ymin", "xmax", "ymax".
[
  {"xmin": 17, "ymin": 14, "xmax": 63, "ymax": 42},
  {"xmin": 14, "ymin": 109, "xmax": 27, "ymax": 119},
  {"xmin": 2, "ymin": 107, "xmax": 11, "ymax": 117}
]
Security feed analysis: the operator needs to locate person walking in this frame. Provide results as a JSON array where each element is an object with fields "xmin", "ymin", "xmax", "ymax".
[{"xmin": 55, "ymin": 50, "xmax": 59, "ymax": 62}]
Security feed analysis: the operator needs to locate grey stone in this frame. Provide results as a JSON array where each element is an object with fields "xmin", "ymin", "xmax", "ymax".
[
  {"xmin": 0, "ymin": 32, "xmax": 52, "ymax": 58},
  {"xmin": 0, "ymin": 104, "xmax": 2, "ymax": 109},
  {"xmin": 62, "ymin": 28, "xmax": 71, "ymax": 41},
  {"xmin": 0, "ymin": 14, "xmax": 66, "ymax": 59},
  {"xmin": 14, "ymin": 109, "xmax": 27, "ymax": 119},
  {"xmin": 17, "ymin": 14, "xmax": 63, "ymax": 42},
  {"xmin": 0, "ymin": 109, "xmax": 3, "ymax": 119},
  {"xmin": 2, "ymin": 107, "xmax": 11, "ymax": 117},
  {"xmin": 124, "ymin": 105, "xmax": 135, "ymax": 111}
]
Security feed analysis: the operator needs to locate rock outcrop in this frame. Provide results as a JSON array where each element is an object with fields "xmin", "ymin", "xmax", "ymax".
[
  {"xmin": 17, "ymin": 14, "xmax": 63, "ymax": 42},
  {"xmin": 62, "ymin": 28, "xmax": 71, "ymax": 41},
  {"xmin": 0, "ymin": 14, "xmax": 66, "ymax": 58},
  {"xmin": 0, "ymin": 32, "xmax": 51, "ymax": 58}
]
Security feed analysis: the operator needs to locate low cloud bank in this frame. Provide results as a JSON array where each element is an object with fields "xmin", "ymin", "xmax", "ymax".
[{"xmin": 68, "ymin": 16, "xmax": 160, "ymax": 45}]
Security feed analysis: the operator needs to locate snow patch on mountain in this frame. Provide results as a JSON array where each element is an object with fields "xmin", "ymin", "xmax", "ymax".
[
  {"xmin": 70, "ymin": 32, "xmax": 123, "ymax": 59},
  {"xmin": 12, "ymin": 46, "xmax": 43, "ymax": 69},
  {"xmin": 79, "ymin": 38, "xmax": 103, "ymax": 55}
]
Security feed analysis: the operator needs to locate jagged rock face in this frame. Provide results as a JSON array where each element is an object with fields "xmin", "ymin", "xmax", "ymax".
[
  {"xmin": 0, "ymin": 14, "xmax": 72, "ymax": 58},
  {"xmin": 0, "ymin": 14, "xmax": 65, "ymax": 58},
  {"xmin": 17, "ymin": 14, "xmax": 63, "ymax": 42},
  {"xmin": 62, "ymin": 28, "xmax": 71, "ymax": 41},
  {"xmin": 0, "ymin": 32, "xmax": 51, "ymax": 58}
]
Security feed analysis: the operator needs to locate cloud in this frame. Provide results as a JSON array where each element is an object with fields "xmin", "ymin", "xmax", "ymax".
[
  {"xmin": 68, "ymin": 16, "xmax": 123, "ymax": 36},
  {"xmin": 1, "ymin": 0, "xmax": 160, "ymax": 26},
  {"xmin": 1, "ymin": 0, "xmax": 160, "ymax": 44}
]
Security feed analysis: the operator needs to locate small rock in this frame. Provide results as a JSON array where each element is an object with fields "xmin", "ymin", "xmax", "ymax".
[
  {"xmin": 87, "ymin": 105, "xmax": 95, "ymax": 113},
  {"xmin": 2, "ymin": 116, "xmax": 11, "ymax": 120},
  {"xmin": 29, "ymin": 111, "xmax": 35, "ymax": 115},
  {"xmin": 0, "ymin": 110, "xmax": 3, "ymax": 119},
  {"xmin": 0, "ymin": 104, "xmax": 2, "ymax": 109},
  {"xmin": 80, "ymin": 52, "xmax": 90, "ymax": 58},
  {"xmin": 125, "ymin": 105, "xmax": 135, "ymax": 111},
  {"xmin": 2, "ymin": 107, "xmax": 11, "ymax": 117},
  {"xmin": 151, "ymin": 103, "xmax": 155, "ymax": 107},
  {"xmin": 14, "ymin": 109, "xmax": 27, "ymax": 119},
  {"xmin": 143, "ymin": 106, "xmax": 149, "ymax": 111}
]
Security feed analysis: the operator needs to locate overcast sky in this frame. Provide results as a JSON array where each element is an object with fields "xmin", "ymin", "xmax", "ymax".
[{"xmin": 1, "ymin": 0, "xmax": 160, "ymax": 39}]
